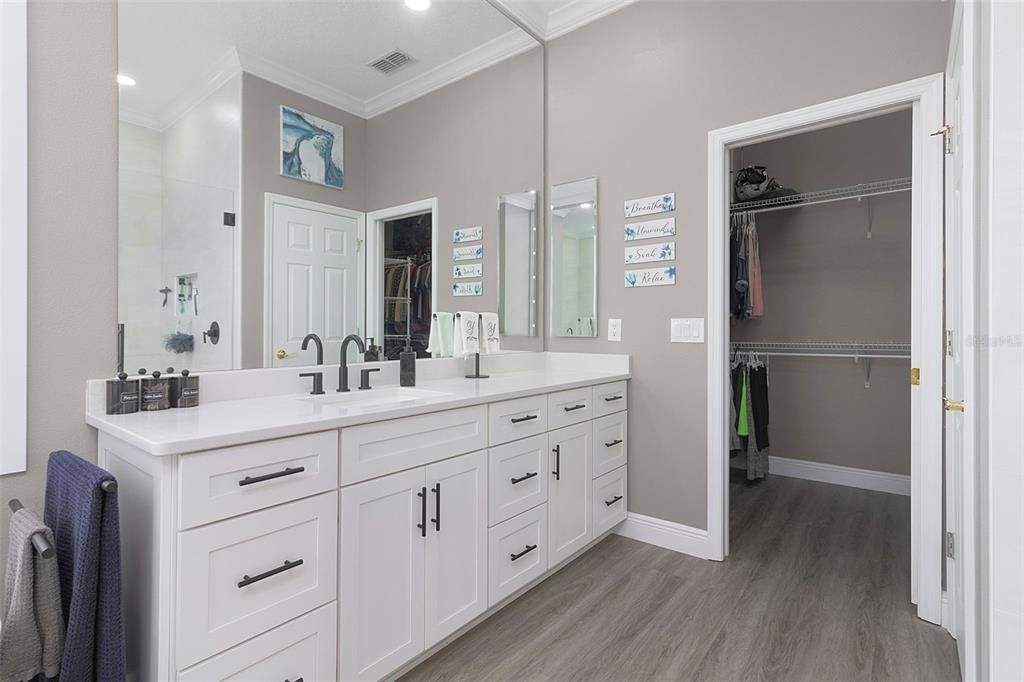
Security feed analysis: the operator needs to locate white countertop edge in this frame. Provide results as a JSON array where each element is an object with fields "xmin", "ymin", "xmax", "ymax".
[{"xmin": 87, "ymin": 370, "xmax": 631, "ymax": 457}]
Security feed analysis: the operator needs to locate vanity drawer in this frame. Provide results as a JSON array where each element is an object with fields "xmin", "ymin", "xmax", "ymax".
[
  {"xmin": 489, "ymin": 435, "xmax": 548, "ymax": 526},
  {"xmin": 178, "ymin": 602, "xmax": 337, "ymax": 681},
  {"xmin": 593, "ymin": 412, "xmax": 628, "ymax": 478},
  {"xmin": 592, "ymin": 467, "xmax": 627, "ymax": 536},
  {"xmin": 488, "ymin": 504, "xmax": 547, "ymax": 607},
  {"xmin": 340, "ymin": 405, "xmax": 487, "ymax": 485},
  {"xmin": 178, "ymin": 431, "xmax": 338, "ymax": 529},
  {"xmin": 547, "ymin": 387, "xmax": 593, "ymax": 430},
  {"xmin": 489, "ymin": 394, "xmax": 548, "ymax": 446},
  {"xmin": 593, "ymin": 381, "xmax": 628, "ymax": 417},
  {"xmin": 176, "ymin": 492, "xmax": 338, "ymax": 669}
]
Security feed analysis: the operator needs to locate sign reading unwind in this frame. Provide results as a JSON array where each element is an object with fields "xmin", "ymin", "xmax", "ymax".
[{"xmin": 623, "ymin": 192, "xmax": 675, "ymax": 218}]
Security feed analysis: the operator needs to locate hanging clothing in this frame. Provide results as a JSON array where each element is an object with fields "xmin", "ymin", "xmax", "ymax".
[
  {"xmin": 729, "ymin": 212, "xmax": 763, "ymax": 321},
  {"xmin": 729, "ymin": 357, "xmax": 770, "ymax": 480},
  {"xmin": 737, "ymin": 371, "xmax": 750, "ymax": 437}
]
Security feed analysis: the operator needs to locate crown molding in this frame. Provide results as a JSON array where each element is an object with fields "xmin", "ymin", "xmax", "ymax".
[
  {"xmin": 235, "ymin": 48, "xmax": 367, "ymax": 119},
  {"xmin": 117, "ymin": 106, "xmax": 163, "ymax": 132},
  {"xmin": 364, "ymin": 29, "xmax": 537, "ymax": 118},
  {"xmin": 491, "ymin": 0, "xmax": 637, "ymax": 41}
]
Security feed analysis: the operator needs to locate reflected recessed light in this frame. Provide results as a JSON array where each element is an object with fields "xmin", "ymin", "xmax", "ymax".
[
  {"xmin": 580, "ymin": 202, "xmax": 593, "ymax": 209},
  {"xmin": 404, "ymin": 0, "xmax": 430, "ymax": 10},
  {"xmin": 116, "ymin": 73, "xmax": 136, "ymax": 86}
]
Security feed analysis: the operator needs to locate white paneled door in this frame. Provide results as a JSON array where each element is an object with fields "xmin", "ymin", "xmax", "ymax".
[
  {"xmin": 548, "ymin": 423, "xmax": 592, "ymax": 567},
  {"xmin": 424, "ymin": 450, "xmax": 488, "ymax": 648},
  {"xmin": 267, "ymin": 194, "xmax": 364, "ymax": 367}
]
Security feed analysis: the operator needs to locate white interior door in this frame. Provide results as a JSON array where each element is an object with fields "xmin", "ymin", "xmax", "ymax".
[
  {"xmin": 267, "ymin": 195, "xmax": 363, "ymax": 367},
  {"xmin": 547, "ymin": 424, "xmax": 593, "ymax": 567},
  {"xmin": 424, "ymin": 450, "xmax": 488, "ymax": 648}
]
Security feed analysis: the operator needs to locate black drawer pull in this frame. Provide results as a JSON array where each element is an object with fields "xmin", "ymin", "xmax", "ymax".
[
  {"xmin": 237, "ymin": 558, "xmax": 304, "ymax": 588},
  {"xmin": 417, "ymin": 487, "xmax": 427, "ymax": 537},
  {"xmin": 510, "ymin": 544, "xmax": 538, "ymax": 561},
  {"xmin": 431, "ymin": 483, "xmax": 441, "ymax": 532},
  {"xmin": 285, "ymin": 678, "xmax": 304, "ymax": 682},
  {"xmin": 511, "ymin": 471, "xmax": 538, "ymax": 485},
  {"xmin": 552, "ymin": 445, "xmax": 560, "ymax": 480},
  {"xmin": 238, "ymin": 466, "xmax": 305, "ymax": 487},
  {"xmin": 604, "ymin": 439, "xmax": 623, "ymax": 448},
  {"xmin": 511, "ymin": 414, "xmax": 538, "ymax": 424},
  {"xmin": 605, "ymin": 495, "xmax": 624, "ymax": 507},
  {"xmin": 563, "ymin": 404, "xmax": 587, "ymax": 412},
  {"xmin": 604, "ymin": 395, "xmax": 623, "ymax": 402}
]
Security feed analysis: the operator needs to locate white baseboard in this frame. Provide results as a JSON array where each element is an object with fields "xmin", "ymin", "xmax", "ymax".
[
  {"xmin": 768, "ymin": 455, "xmax": 911, "ymax": 496},
  {"xmin": 615, "ymin": 512, "xmax": 712, "ymax": 559}
]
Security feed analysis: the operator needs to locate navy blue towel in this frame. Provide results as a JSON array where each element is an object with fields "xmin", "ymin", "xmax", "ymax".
[{"xmin": 44, "ymin": 451, "xmax": 125, "ymax": 682}]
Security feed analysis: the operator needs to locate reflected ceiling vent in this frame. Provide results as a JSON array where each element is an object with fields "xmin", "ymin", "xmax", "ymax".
[{"xmin": 369, "ymin": 49, "xmax": 415, "ymax": 76}]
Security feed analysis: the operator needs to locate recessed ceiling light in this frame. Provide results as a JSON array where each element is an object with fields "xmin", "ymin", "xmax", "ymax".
[
  {"xmin": 404, "ymin": 0, "xmax": 430, "ymax": 10},
  {"xmin": 116, "ymin": 73, "xmax": 136, "ymax": 86}
]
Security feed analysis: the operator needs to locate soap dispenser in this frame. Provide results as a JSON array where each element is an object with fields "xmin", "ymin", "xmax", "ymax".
[{"xmin": 400, "ymin": 344, "xmax": 416, "ymax": 387}]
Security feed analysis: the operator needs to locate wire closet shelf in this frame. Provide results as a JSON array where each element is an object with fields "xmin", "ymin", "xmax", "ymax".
[
  {"xmin": 730, "ymin": 341, "xmax": 911, "ymax": 359},
  {"xmin": 729, "ymin": 177, "xmax": 912, "ymax": 215}
]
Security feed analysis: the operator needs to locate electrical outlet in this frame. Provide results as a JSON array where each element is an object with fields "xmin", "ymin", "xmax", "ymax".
[
  {"xmin": 671, "ymin": 318, "xmax": 704, "ymax": 343},
  {"xmin": 607, "ymin": 318, "xmax": 622, "ymax": 342}
]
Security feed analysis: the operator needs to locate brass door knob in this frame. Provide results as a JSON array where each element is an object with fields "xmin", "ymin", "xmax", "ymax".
[
  {"xmin": 276, "ymin": 349, "xmax": 288, "ymax": 360},
  {"xmin": 943, "ymin": 398, "xmax": 965, "ymax": 412}
]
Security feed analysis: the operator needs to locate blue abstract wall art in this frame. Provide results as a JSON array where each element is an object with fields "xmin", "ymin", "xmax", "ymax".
[{"xmin": 281, "ymin": 106, "xmax": 344, "ymax": 189}]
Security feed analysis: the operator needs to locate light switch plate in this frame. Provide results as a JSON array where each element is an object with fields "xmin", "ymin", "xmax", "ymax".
[
  {"xmin": 671, "ymin": 318, "xmax": 704, "ymax": 343},
  {"xmin": 607, "ymin": 318, "xmax": 622, "ymax": 342}
]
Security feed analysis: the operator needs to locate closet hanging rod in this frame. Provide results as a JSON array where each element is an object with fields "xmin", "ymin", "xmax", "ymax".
[
  {"xmin": 729, "ymin": 177, "xmax": 912, "ymax": 215},
  {"xmin": 730, "ymin": 341, "xmax": 911, "ymax": 359}
]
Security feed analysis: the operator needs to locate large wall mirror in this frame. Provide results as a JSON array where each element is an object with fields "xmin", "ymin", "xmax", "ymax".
[
  {"xmin": 117, "ymin": 0, "xmax": 543, "ymax": 372},
  {"xmin": 550, "ymin": 177, "xmax": 598, "ymax": 337}
]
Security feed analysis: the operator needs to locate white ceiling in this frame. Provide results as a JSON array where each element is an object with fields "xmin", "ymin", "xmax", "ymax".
[{"xmin": 118, "ymin": 0, "xmax": 635, "ymax": 129}]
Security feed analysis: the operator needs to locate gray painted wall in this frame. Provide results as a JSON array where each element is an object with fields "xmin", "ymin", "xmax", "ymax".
[
  {"xmin": 366, "ymin": 47, "xmax": 545, "ymax": 351},
  {"xmin": 0, "ymin": 0, "xmax": 118, "ymax": 585},
  {"xmin": 732, "ymin": 111, "xmax": 912, "ymax": 475},
  {"xmin": 545, "ymin": 0, "xmax": 949, "ymax": 528},
  {"xmin": 239, "ymin": 74, "xmax": 369, "ymax": 368}
]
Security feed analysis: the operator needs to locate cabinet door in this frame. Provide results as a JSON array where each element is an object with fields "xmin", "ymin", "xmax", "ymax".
[
  {"xmin": 547, "ymin": 423, "xmax": 593, "ymax": 568},
  {"xmin": 340, "ymin": 468, "xmax": 426, "ymax": 681},
  {"xmin": 424, "ymin": 450, "xmax": 488, "ymax": 648}
]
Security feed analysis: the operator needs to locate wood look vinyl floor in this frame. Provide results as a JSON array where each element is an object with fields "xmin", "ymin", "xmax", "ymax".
[{"xmin": 403, "ymin": 472, "xmax": 961, "ymax": 682}]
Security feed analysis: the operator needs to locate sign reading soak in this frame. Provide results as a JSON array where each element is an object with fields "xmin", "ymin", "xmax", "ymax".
[
  {"xmin": 453, "ymin": 263, "xmax": 483, "ymax": 279},
  {"xmin": 623, "ymin": 192, "xmax": 675, "ymax": 218},
  {"xmin": 624, "ymin": 241, "xmax": 675, "ymax": 264},
  {"xmin": 624, "ymin": 266, "xmax": 676, "ymax": 288},
  {"xmin": 624, "ymin": 217, "xmax": 675, "ymax": 241}
]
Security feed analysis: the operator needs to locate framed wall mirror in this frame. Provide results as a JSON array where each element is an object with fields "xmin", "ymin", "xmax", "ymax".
[
  {"xmin": 116, "ymin": 0, "xmax": 543, "ymax": 372},
  {"xmin": 549, "ymin": 177, "xmax": 598, "ymax": 338},
  {"xmin": 497, "ymin": 190, "xmax": 538, "ymax": 337}
]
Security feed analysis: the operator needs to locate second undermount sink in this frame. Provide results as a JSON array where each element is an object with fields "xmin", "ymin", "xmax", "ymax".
[{"xmin": 300, "ymin": 386, "xmax": 451, "ymax": 410}]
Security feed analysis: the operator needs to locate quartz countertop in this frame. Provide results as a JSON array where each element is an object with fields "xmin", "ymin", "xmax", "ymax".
[{"xmin": 86, "ymin": 367, "xmax": 630, "ymax": 456}]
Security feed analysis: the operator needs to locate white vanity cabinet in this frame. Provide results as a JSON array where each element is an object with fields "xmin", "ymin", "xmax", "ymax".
[{"xmin": 96, "ymin": 376, "xmax": 628, "ymax": 682}]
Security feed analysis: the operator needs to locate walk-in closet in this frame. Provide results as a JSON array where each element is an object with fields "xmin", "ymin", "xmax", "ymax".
[{"xmin": 727, "ymin": 111, "xmax": 914, "ymax": 559}]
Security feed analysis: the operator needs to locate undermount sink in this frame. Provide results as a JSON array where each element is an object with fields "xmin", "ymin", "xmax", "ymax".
[{"xmin": 300, "ymin": 386, "xmax": 451, "ymax": 410}]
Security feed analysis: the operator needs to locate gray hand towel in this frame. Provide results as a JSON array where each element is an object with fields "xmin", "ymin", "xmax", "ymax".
[{"xmin": 0, "ymin": 508, "xmax": 64, "ymax": 682}]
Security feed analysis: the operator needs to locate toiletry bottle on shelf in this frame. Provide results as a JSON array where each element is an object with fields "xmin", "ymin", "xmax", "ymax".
[
  {"xmin": 174, "ymin": 369, "xmax": 200, "ymax": 408},
  {"xmin": 140, "ymin": 370, "xmax": 171, "ymax": 411},
  {"xmin": 105, "ymin": 372, "xmax": 140, "ymax": 415},
  {"xmin": 364, "ymin": 337, "xmax": 380, "ymax": 362},
  {"xmin": 400, "ymin": 344, "xmax": 416, "ymax": 387}
]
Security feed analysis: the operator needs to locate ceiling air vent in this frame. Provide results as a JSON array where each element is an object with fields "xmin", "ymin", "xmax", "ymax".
[{"xmin": 369, "ymin": 49, "xmax": 414, "ymax": 76}]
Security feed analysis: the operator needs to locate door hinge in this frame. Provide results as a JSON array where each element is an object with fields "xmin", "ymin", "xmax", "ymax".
[
  {"xmin": 945, "ymin": 531, "xmax": 955, "ymax": 559},
  {"xmin": 931, "ymin": 124, "xmax": 954, "ymax": 155},
  {"xmin": 357, "ymin": 239, "xmax": 364, "ymax": 252},
  {"xmin": 910, "ymin": 367, "xmax": 921, "ymax": 386},
  {"xmin": 945, "ymin": 329, "xmax": 954, "ymax": 357}
]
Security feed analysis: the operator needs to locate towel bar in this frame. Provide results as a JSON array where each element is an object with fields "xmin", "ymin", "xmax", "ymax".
[{"xmin": 7, "ymin": 499, "xmax": 56, "ymax": 559}]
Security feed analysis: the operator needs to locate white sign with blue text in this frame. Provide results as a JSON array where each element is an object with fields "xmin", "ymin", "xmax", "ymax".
[
  {"xmin": 624, "ymin": 241, "xmax": 675, "ymax": 264},
  {"xmin": 623, "ymin": 192, "xmax": 675, "ymax": 219},
  {"xmin": 624, "ymin": 217, "xmax": 675, "ymax": 241},
  {"xmin": 624, "ymin": 266, "xmax": 676, "ymax": 288}
]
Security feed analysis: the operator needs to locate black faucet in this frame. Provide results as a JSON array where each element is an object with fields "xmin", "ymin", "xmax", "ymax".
[
  {"xmin": 301, "ymin": 333, "xmax": 324, "ymax": 364},
  {"xmin": 338, "ymin": 334, "xmax": 366, "ymax": 392}
]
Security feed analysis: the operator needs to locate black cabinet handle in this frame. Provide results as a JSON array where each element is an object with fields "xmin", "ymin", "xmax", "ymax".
[
  {"xmin": 285, "ymin": 678, "xmax": 304, "ymax": 682},
  {"xmin": 510, "ymin": 414, "xmax": 538, "ymax": 424},
  {"xmin": 604, "ymin": 439, "xmax": 623, "ymax": 448},
  {"xmin": 238, "ymin": 466, "xmax": 305, "ymax": 487},
  {"xmin": 604, "ymin": 395, "xmax": 623, "ymax": 402},
  {"xmin": 431, "ymin": 483, "xmax": 441, "ymax": 532},
  {"xmin": 563, "ymin": 404, "xmax": 587, "ymax": 412},
  {"xmin": 552, "ymin": 445, "xmax": 560, "ymax": 480},
  {"xmin": 237, "ymin": 559, "xmax": 303, "ymax": 588},
  {"xmin": 605, "ymin": 495, "xmax": 624, "ymax": 507},
  {"xmin": 511, "ymin": 471, "xmax": 538, "ymax": 485},
  {"xmin": 510, "ymin": 544, "xmax": 537, "ymax": 561},
  {"xmin": 417, "ymin": 487, "xmax": 427, "ymax": 537}
]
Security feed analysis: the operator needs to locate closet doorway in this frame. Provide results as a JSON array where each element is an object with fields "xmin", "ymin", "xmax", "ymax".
[
  {"xmin": 706, "ymin": 76, "xmax": 947, "ymax": 628},
  {"xmin": 366, "ymin": 198, "xmax": 438, "ymax": 359}
]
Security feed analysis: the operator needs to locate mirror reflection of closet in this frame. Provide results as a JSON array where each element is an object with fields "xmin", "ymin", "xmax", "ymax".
[
  {"xmin": 498, "ymin": 190, "xmax": 538, "ymax": 337},
  {"xmin": 550, "ymin": 177, "xmax": 598, "ymax": 337}
]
